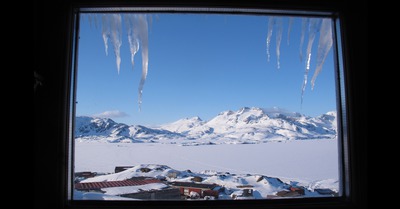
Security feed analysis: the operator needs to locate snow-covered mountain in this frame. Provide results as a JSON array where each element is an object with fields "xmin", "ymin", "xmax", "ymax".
[
  {"xmin": 75, "ymin": 116, "xmax": 182, "ymax": 143},
  {"xmin": 75, "ymin": 107, "xmax": 336, "ymax": 144}
]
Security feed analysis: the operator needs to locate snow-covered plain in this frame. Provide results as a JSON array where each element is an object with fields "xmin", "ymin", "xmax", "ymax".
[
  {"xmin": 74, "ymin": 108, "xmax": 339, "ymax": 200},
  {"xmin": 75, "ymin": 139, "xmax": 338, "ymax": 188}
]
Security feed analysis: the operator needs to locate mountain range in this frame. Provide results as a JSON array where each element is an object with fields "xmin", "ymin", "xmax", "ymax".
[{"xmin": 75, "ymin": 107, "xmax": 337, "ymax": 144}]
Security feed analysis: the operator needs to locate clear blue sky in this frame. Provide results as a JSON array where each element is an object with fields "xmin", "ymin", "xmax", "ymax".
[{"xmin": 76, "ymin": 13, "xmax": 336, "ymax": 126}]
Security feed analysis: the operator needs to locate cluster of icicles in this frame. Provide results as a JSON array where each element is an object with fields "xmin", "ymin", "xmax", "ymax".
[
  {"xmin": 86, "ymin": 14, "xmax": 149, "ymax": 111},
  {"xmin": 86, "ymin": 14, "xmax": 333, "ymax": 110},
  {"xmin": 267, "ymin": 17, "xmax": 333, "ymax": 104}
]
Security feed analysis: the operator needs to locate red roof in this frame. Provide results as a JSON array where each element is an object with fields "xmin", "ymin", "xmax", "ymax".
[{"xmin": 75, "ymin": 178, "xmax": 163, "ymax": 190}]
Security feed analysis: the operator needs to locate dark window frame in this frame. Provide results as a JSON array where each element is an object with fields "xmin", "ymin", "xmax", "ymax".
[{"xmin": 34, "ymin": 1, "xmax": 367, "ymax": 209}]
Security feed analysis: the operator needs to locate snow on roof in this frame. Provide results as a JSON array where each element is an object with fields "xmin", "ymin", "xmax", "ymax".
[
  {"xmin": 101, "ymin": 183, "xmax": 169, "ymax": 196},
  {"xmin": 169, "ymin": 181, "xmax": 217, "ymax": 189},
  {"xmin": 74, "ymin": 190, "xmax": 137, "ymax": 200}
]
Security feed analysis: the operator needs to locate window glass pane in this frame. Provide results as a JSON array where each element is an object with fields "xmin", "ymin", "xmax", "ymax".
[{"xmin": 73, "ymin": 12, "xmax": 340, "ymax": 200}]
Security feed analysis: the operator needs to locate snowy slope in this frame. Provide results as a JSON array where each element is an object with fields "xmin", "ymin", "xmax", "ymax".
[
  {"xmin": 75, "ymin": 116, "xmax": 182, "ymax": 143},
  {"xmin": 160, "ymin": 116, "xmax": 204, "ymax": 134},
  {"xmin": 75, "ymin": 107, "xmax": 336, "ymax": 144}
]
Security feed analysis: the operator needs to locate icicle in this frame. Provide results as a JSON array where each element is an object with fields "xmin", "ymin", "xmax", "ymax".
[
  {"xmin": 110, "ymin": 14, "xmax": 122, "ymax": 74},
  {"xmin": 124, "ymin": 14, "xmax": 149, "ymax": 111},
  {"xmin": 301, "ymin": 53, "xmax": 311, "ymax": 104},
  {"xmin": 305, "ymin": 18, "xmax": 321, "ymax": 68},
  {"xmin": 262, "ymin": 16, "xmax": 332, "ymax": 105},
  {"xmin": 301, "ymin": 18, "xmax": 320, "ymax": 104},
  {"xmin": 311, "ymin": 18, "xmax": 333, "ymax": 90},
  {"xmin": 266, "ymin": 17, "xmax": 274, "ymax": 62},
  {"xmin": 101, "ymin": 14, "xmax": 122, "ymax": 74},
  {"xmin": 287, "ymin": 17, "xmax": 293, "ymax": 45},
  {"xmin": 124, "ymin": 14, "xmax": 140, "ymax": 69},
  {"xmin": 275, "ymin": 17, "xmax": 283, "ymax": 69},
  {"xmin": 136, "ymin": 15, "xmax": 149, "ymax": 111},
  {"xmin": 98, "ymin": 14, "xmax": 150, "ymax": 111},
  {"xmin": 299, "ymin": 18, "xmax": 308, "ymax": 62},
  {"xmin": 101, "ymin": 14, "xmax": 110, "ymax": 56}
]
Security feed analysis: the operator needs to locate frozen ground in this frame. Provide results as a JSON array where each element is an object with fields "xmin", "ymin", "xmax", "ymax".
[{"xmin": 75, "ymin": 139, "xmax": 338, "ymax": 189}]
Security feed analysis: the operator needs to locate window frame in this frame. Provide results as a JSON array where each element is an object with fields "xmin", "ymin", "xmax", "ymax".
[{"xmin": 47, "ymin": 1, "xmax": 366, "ymax": 209}]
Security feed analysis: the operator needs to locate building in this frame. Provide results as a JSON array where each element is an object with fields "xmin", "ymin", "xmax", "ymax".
[
  {"xmin": 74, "ymin": 171, "xmax": 98, "ymax": 183},
  {"xmin": 121, "ymin": 188, "xmax": 181, "ymax": 200},
  {"xmin": 315, "ymin": 188, "xmax": 338, "ymax": 196},
  {"xmin": 114, "ymin": 166, "xmax": 134, "ymax": 173},
  {"xmin": 169, "ymin": 182, "xmax": 220, "ymax": 199},
  {"xmin": 290, "ymin": 186, "xmax": 305, "ymax": 195},
  {"xmin": 75, "ymin": 171, "xmax": 97, "ymax": 178}
]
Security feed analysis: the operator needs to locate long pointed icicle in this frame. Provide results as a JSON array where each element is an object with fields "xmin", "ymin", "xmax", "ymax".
[
  {"xmin": 301, "ymin": 18, "xmax": 320, "ymax": 104},
  {"xmin": 124, "ymin": 14, "xmax": 140, "ymax": 69},
  {"xmin": 124, "ymin": 14, "xmax": 149, "ymax": 111},
  {"xmin": 99, "ymin": 14, "xmax": 149, "ymax": 110},
  {"xmin": 136, "ymin": 15, "xmax": 149, "ymax": 111},
  {"xmin": 101, "ymin": 14, "xmax": 110, "ymax": 56},
  {"xmin": 275, "ymin": 17, "xmax": 283, "ymax": 69},
  {"xmin": 101, "ymin": 14, "xmax": 123, "ymax": 74},
  {"xmin": 262, "ymin": 16, "xmax": 332, "ymax": 105},
  {"xmin": 305, "ymin": 19, "xmax": 320, "ymax": 71},
  {"xmin": 311, "ymin": 18, "xmax": 333, "ymax": 89},
  {"xmin": 110, "ymin": 14, "xmax": 122, "ymax": 74},
  {"xmin": 266, "ymin": 16, "xmax": 274, "ymax": 62}
]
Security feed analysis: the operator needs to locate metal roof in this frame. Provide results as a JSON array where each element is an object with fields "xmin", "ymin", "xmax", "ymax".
[{"xmin": 75, "ymin": 178, "xmax": 163, "ymax": 190}]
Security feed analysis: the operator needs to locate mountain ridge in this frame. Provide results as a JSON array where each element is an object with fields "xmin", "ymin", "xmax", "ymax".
[{"xmin": 75, "ymin": 107, "xmax": 336, "ymax": 144}]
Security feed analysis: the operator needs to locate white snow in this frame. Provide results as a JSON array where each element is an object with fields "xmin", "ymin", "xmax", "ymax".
[
  {"xmin": 74, "ymin": 138, "xmax": 339, "ymax": 200},
  {"xmin": 73, "ymin": 107, "xmax": 339, "ymax": 191},
  {"xmin": 102, "ymin": 183, "xmax": 168, "ymax": 196},
  {"xmin": 75, "ymin": 139, "xmax": 338, "ymax": 182},
  {"xmin": 81, "ymin": 164, "xmax": 180, "ymax": 182},
  {"xmin": 75, "ymin": 108, "xmax": 337, "ymax": 144},
  {"xmin": 74, "ymin": 190, "xmax": 135, "ymax": 200},
  {"xmin": 160, "ymin": 116, "xmax": 204, "ymax": 134},
  {"xmin": 307, "ymin": 178, "xmax": 339, "ymax": 192}
]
